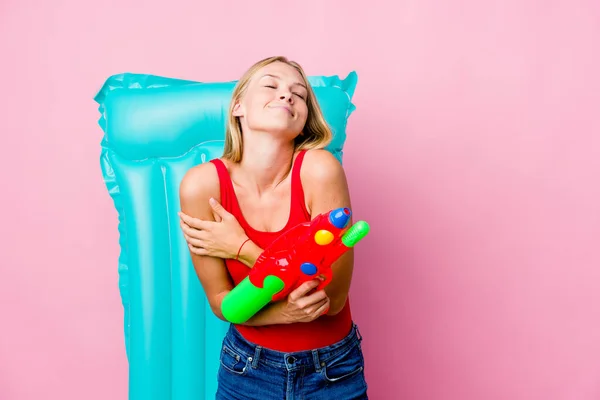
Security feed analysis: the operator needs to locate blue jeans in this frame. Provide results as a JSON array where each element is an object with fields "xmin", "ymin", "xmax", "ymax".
[{"xmin": 216, "ymin": 323, "xmax": 369, "ymax": 400}]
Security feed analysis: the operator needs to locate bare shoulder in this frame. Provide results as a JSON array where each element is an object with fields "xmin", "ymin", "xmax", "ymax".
[
  {"xmin": 301, "ymin": 149, "xmax": 350, "ymax": 216},
  {"xmin": 179, "ymin": 160, "xmax": 221, "ymax": 203},
  {"xmin": 301, "ymin": 148, "xmax": 347, "ymax": 185}
]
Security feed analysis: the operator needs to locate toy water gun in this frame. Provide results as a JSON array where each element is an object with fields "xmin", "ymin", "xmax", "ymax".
[{"xmin": 221, "ymin": 207, "xmax": 370, "ymax": 324}]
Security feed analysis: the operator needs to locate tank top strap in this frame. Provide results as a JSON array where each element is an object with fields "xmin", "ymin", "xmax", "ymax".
[
  {"xmin": 209, "ymin": 158, "xmax": 237, "ymax": 211},
  {"xmin": 290, "ymin": 149, "xmax": 311, "ymax": 221}
]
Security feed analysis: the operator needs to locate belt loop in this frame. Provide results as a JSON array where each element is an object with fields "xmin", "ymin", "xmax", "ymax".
[
  {"xmin": 312, "ymin": 350, "xmax": 323, "ymax": 372},
  {"xmin": 355, "ymin": 323, "xmax": 363, "ymax": 342},
  {"xmin": 251, "ymin": 346, "xmax": 261, "ymax": 368}
]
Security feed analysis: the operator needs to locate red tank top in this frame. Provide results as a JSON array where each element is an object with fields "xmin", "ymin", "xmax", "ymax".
[{"xmin": 210, "ymin": 150, "xmax": 353, "ymax": 352}]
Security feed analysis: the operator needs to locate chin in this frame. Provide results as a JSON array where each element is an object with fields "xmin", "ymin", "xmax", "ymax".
[{"xmin": 256, "ymin": 122, "xmax": 301, "ymax": 138}]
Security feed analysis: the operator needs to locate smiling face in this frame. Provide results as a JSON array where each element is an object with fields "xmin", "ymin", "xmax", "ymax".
[
  {"xmin": 232, "ymin": 61, "xmax": 309, "ymax": 140},
  {"xmin": 222, "ymin": 56, "xmax": 332, "ymax": 163}
]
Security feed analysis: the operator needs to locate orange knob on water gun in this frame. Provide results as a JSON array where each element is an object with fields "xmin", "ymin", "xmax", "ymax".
[{"xmin": 221, "ymin": 207, "xmax": 370, "ymax": 324}]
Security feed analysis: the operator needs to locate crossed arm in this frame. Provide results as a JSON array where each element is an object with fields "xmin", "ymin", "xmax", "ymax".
[{"xmin": 179, "ymin": 150, "xmax": 355, "ymax": 319}]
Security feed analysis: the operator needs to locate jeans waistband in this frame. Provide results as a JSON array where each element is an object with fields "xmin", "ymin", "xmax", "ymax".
[{"xmin": 223, "ymin": 323, "xmax": 363, "ymax": 372}]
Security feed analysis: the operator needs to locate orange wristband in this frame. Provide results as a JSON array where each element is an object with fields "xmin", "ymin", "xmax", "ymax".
[{"xmin": 236, "ymin": 238, "xmax": 251, "ymax": 261}]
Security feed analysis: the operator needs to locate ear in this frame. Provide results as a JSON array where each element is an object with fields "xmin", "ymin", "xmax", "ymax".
[{"xmin": 232, "ymin": 101, "xmax": 243, "ymax": 117}]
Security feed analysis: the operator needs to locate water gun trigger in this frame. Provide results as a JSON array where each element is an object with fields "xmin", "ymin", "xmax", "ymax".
[{"xmin": 315, "ymin": 268, "xmax": 333, "ymax": 291}]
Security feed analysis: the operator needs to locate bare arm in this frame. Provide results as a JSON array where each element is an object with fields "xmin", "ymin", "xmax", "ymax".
[
  {"xmin": 243, "ymin": 280, "xmax": 329, "ymax": 326},
  {"xmin": 179, "ymin": 163, "xmax": 323, "ymax": 326},
  {"xmin": 178, "ymin": 197, "xmax": 262, "ymax": 267},
  {"xmin": 303, "ymin": 149, "xmax": 355, "ymax": 316},
  {"xmin": 241, "ymin": 301, "xmax": 288, "ymax": 326},
  {"xmin": 236, "ymin": 241, "xmax": 264, "ymax": 268},
  {"xmin": 179, "ymin": 163, "xmax": 233, "ymax": 320}
]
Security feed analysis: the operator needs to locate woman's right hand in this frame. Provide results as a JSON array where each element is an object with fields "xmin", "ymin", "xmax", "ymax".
[{"xmin": 280, "ymin": 280, "xmax": 330, "ymax": 323}]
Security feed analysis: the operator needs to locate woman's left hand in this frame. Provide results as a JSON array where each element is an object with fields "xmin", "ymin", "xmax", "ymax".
[{"xmin": 178, "ymin": 197, "xmax": 248, "ymax": 259}]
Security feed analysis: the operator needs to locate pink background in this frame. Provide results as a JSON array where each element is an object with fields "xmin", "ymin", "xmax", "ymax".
[{"xmin": 1, "ymin": 0, "xmax": 599, "ymax": 399}]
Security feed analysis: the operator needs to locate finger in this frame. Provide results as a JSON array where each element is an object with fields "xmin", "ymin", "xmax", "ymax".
[
  {"xmin": 295, "ymin": 289, "xmax": 329, "ymax": 310},
  {"xmin": 181, "ymin": 224, "xmax": 210, "ymax": 241},
  {"xmin": 181, "ymin": 223, "xmax": 208, "ymax": 240},
  {"xmin": 180, "ymin": 220, "xmax": 196, "ymax": 235},
  {"xmin": 209, "ymin": 198, "xmax": 231, "ymax": 220},
  {"xmin": 288, "ymin": 280, "xmax": 321, "ymax": 303},
  {"xmin": 183, "ymin": 233, "xmax": 206, "ymax": 249},
  {"xmin": 314, "ymin": 297, "xmax": 331, "ymax": 317},
  {"xmin": 302, "ymin": 296, "xmax": 328, "ymax": 314},
  {"xmin": 188, "ymin": 244, "xmax": 208, "ymax": 256},
  {"xmin": 179, "ymin": 212, "xmax": 212, "ymax": 230},
  {"xmin": 298, "ymin": 297, "xmax": 329, "ymax": 322}
]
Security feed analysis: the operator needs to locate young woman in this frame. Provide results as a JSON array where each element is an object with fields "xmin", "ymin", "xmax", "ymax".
[{"xmin": 178, "ymin": 56, "xmax": 368, "ymax": 399}]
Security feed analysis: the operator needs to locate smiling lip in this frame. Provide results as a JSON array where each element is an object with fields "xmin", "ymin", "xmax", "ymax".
[{"xmin": 270, "ymin": 104, "xmax": 293, "ymax": 115}]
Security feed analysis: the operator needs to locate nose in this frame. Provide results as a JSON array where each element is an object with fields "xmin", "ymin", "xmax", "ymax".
[{"xmin": 279, "ymin": 89, "xmax": 293, "ymax": 103}]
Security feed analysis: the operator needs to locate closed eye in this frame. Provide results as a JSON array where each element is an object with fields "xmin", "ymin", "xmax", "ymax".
[{"xmin": 264, "ymin": 84, "xmax": 305, "ymax": 100}]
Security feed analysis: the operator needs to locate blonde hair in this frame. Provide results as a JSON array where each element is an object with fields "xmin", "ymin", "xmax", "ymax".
[{"xmin": 222, "ymin": 56, "xmax": 332, "ymax": 162}]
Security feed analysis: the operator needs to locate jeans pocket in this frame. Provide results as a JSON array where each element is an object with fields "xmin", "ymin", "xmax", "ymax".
[
  {"xmin": 321, "ymin": 344, "xmax": 365, "ymax": 383},
  {"xmin": 219, "ymin": 344, "xmax": 248, "ymax": 376}
]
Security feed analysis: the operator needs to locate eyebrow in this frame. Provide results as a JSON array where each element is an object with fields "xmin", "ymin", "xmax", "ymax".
[{"xmin": 260, "ymin": 74, "xmax": 307, "ymax": 89}]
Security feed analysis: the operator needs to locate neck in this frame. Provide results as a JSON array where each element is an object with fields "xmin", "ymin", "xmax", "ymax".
[{"xmin": 236, "ymin": 134, "xmax": 296, "ymax": 195}]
